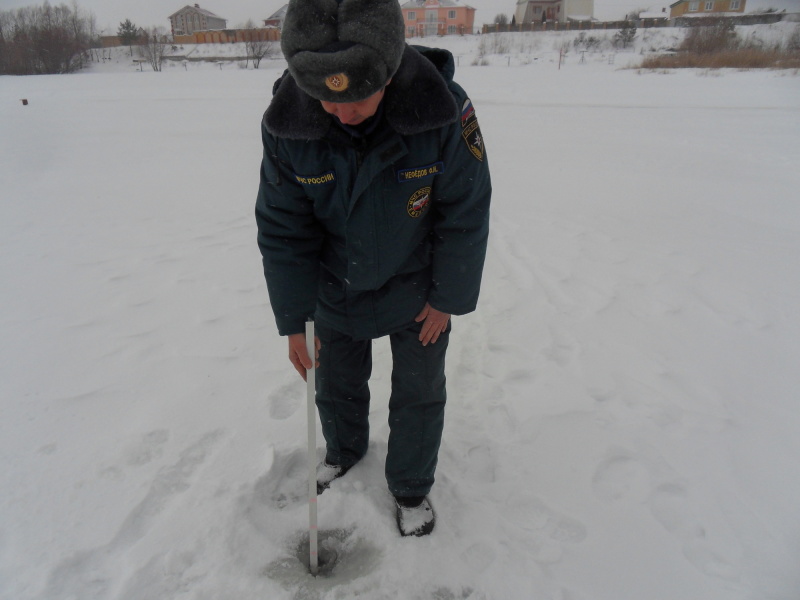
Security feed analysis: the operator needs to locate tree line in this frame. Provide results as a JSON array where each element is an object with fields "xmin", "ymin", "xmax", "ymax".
[
  {"xmin": 0, "ymin": 1, "xmax": 98, "ymax": 75},
  {"xmin": 1, "ymin": 2, "xmax": 282, "ymax": 75}
]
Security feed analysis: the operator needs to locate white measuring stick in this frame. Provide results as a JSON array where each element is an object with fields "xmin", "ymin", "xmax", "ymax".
[{"xmin": 306, "ymin": 320, "xmax": 319, "ymax": 576}]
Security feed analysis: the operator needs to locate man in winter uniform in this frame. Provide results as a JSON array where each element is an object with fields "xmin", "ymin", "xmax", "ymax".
[{"xmin": 255, "ymin": 0, "xmax": 491, "ymax": 537}]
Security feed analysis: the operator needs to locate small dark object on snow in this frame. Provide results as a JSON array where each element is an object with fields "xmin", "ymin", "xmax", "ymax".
[{"xmin": 21, "ymin": 99, "xmax": 28, "ymax": 106}]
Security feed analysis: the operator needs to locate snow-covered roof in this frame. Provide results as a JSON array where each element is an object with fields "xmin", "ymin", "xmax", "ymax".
[
  {"xmin": 400, "ymin": 0, "xmax": 475, "ymax": 8},
  {"xmin": 679, "ymin": 11, "xmax": 750, "ymax": 16},
  {"xmin": 514, "ymin": 0, "xmax": 569, "ymax": 5},
  {"xmin": 267, "ymin": 5, "xmax": 288, "ymax": 20},
  {"xmin": 639, "ymin": 11, "xmax": 669, "ymax": 18},
  {"xmin": 169, "ymin": 5, "xmax": 226, "ymax": 20}
]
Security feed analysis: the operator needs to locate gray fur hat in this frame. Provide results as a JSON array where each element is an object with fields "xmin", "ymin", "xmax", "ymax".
[{"xmin": 280, "ymin": 0, "xmax": 406, "ymax": 102}]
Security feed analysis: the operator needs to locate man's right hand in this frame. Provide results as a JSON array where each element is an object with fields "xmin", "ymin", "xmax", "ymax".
[{"xmin": 288, "ymin": 332, "xmax": 320, "ymax": 381}]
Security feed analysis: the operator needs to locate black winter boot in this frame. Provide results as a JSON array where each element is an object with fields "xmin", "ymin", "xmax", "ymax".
[
  {"xmin": 394, "ymin": 495, "xmax": 435, "ymax": 537},
  {"xmin": 316, "ymin": 460, "xmax": 352, "ymax": 495}
]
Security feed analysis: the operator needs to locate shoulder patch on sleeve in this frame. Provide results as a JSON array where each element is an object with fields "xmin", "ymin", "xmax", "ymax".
[{"xmin": 460, "ymin": 98, "xmax": 484, "ymax": 162}]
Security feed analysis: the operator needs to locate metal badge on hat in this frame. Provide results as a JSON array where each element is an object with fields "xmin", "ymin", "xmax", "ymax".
[{"xmin": 325, "ymin": 73, "xmax": 349, "ymax": 92}]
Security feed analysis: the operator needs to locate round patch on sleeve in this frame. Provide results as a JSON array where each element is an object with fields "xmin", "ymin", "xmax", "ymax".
[{"xmin": 407, "ymin": 187, "xmax": 432, "ymax": 218}]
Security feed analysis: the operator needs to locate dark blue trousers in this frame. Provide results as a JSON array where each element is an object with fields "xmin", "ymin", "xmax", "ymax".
[{"xmin": 315, "ymin": 320, "xmax": 449, "ymax": 497}]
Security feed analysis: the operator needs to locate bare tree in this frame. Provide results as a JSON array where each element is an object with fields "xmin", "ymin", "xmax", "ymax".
[
  {"xmin": 625, "ymin": 8, "xmax": 649, "ymax": 20},
  {"xmin": 0, "ymin": 2, "xmax": 95, "ymax": 75},
  {"xmin": 85, "ymin": 7, "xmax": 100, "ymax": 63},
  {"xmin": 137, "ymin": 27, "xmax": 171, "ymax": 71},
  {"xmin": 67, "ymin": 0, "xmax": 96, "ymax": 69},
  {"xmin": 614, "ymin": 21, "xmax": 637, "ymax": 49},
  {"xmin": 0, "ymin": 12, "xmax": 10, "ymax": 74},
  {"xmin": 246, "ymin": 36, "xmax": 275, "ymax": 69},
  {"xmin": 240, "ymin": 19, "xmax": 275, "ymax": 69}
]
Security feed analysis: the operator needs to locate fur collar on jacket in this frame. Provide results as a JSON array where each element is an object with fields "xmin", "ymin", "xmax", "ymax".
[{"xmin": 264, "ymin": 45, "xmax": 459, "ymax": 140}]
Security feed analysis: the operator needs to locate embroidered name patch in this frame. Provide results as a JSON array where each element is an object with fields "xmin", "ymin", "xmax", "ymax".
[
  {"xmin": 461, "ymin": 98, "xmax": 484, "ymax": 162},
  {"xmin": 407, "ymin": 187, "xmax": 432, "ymax": 218},
  {"xmin": 397, "ymin": 162, "xmax": 445, "ymax": 183},
  {"xmin": 294, "ymin": 171, "xmax": 336, "ymax": 186}
]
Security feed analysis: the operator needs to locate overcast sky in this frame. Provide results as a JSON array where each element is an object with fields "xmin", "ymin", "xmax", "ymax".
[{"xmin": 0, "ymin": 0, "xmax": 796, "ymax": 34}]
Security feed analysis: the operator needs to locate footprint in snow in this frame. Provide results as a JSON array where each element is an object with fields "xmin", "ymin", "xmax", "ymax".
[
  {"xmin": 505, "ymin": 493, "xmax": 587, "ymax": 544},
  {"xmin": 99, "ymin": 429, "xmax": 171, "ymax": 480},
  {"xmin": 462, "ymin": 542, "xmax": 497, "ymax": 574},
  {"xmin": 268, "ymin": 382, "xmax": 301, "ymax": 420},
  {"xmin": 38, "ymin": 443, "xmax": 58, "ymax": 455},
  {"xmin": 648, "ymin": 483, "xmax": 740, "ymax": 583},
  {"xmin": 254, "ymin": 448, "xmax": 307, "ymax": 509},
  {"xmin": 110, "ymin": 429, "xmax": 225, "ymax": 547},
  {"xmin": 466, "ymin": 445, "xmax": 496, "ymax": 483},
  {"xmin": 39, "ymin": 430, "xmax": 225, "ymax": 600},
  {"xmin": 430, "ymin": 586, "xmax": 484, "ymax": 600},
  {"xmin": 592, "ymin": 452, "xmax": 650, "ymax": 503},
  {"xmin": 123, "ymin": 429, "xmax": 170, "ymax": 467}
]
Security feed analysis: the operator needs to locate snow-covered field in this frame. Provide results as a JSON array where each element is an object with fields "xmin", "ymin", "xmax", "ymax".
[{"xmin": 1, "ymin": 25, "xmax": 799, "ymax": 600}]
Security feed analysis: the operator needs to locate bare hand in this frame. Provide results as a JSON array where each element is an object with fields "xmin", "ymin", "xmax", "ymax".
[
  {"xmin": 414, "ymin": 302, "xmax": 451, "ymax": 346},
  {"xmin": 288, "ymin": 332, "xmax": 320, "ymax": 381}
]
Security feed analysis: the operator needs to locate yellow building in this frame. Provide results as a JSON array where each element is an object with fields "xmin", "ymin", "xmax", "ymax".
[{"xmin": 669, "ymin": 0, "xmax": 746, "ymax": 18}]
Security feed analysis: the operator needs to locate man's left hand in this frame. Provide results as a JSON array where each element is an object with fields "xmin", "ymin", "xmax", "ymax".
[{"xmin": 415, "ymin": 302, "xmax": 450, "ymax": 346}]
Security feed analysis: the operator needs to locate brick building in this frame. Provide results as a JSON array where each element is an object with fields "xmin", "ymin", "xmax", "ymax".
[
  {"xmin": 514, "ymin": 0, "xmax": 595, "ymax": 24},
  {"xmin": 169, "ymin": 4, "xmax": 227, "ymax": 36}
]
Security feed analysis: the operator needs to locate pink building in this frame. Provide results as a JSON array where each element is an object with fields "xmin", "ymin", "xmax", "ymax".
[{"xmin": 400, "ymin": 0, "xmax": 477, "ymax": 37}]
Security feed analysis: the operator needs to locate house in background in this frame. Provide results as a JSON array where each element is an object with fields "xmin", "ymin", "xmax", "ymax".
[
  {"xmin": 264, "ymin": 5, "xmax": 288, "ymax": 29},
  {"xmin": 669, "ymin": 0, "xmax": 746, "ymax": 18},
  {"xmin": 400, "ymin": 0, "xmax": 477, "ymax": 37},
  {"xmin": 514, "ymin": 0, "xmax": 594, "ymax": 24},
  {"xmin": 636, "ymin": 8, "xmax": 671, "ymax": 25},
  {"xmin": 638, "ymin": 8, "xmax": 670, "ymax": 21},
  {"xmin": 169, "ymin": 4, "xmax": 227, "ymax": 36}
]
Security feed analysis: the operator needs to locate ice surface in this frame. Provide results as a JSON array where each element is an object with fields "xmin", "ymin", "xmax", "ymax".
[{"xmin": 1, "ymin": 25, "xmax": 799, "ymax": 600}]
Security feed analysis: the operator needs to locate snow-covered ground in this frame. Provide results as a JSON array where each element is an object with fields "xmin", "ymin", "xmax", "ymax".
[{"xmin": 1, "ymin": 25, "xmax": 799, "ymax": 600}]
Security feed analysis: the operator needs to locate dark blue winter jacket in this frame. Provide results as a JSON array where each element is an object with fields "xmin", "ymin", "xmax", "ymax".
[{"xmin": 256, "ymin": 45, "xmax": 491, "ymax": 340}]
